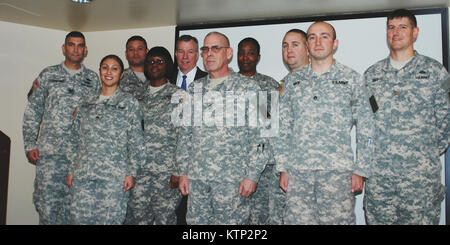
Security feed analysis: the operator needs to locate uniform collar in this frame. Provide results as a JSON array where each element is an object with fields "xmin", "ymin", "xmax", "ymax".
[
  {"xmin": 85, "ymin": 89, "xmax": 125, "ymax": 106},
  {"xmin": 147, "ymin": 80, "xmax": 170, "ymax": 96},
  {"xmin": 59, "ymin": 61, "xmax": 86, "ymax": 75},
  {"xmin": 202, "ymin": 69, "xmax": 235, "ymax": 90},
  {"xmin": 383, "ymin": 50, "xmax": 420, "ymax": 72},
  {"xmin": 104, "ymin": 89, "xmax": 125, "ymax": 106},
  {"xmin": 306, "ymin": 59, "xmax": 340, "ymax": 77}
]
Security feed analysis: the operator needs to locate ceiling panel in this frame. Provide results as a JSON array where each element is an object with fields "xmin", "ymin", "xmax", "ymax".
[{"xmin": 0, "ymin": 0, "xmax": 448, "ymax": 31}]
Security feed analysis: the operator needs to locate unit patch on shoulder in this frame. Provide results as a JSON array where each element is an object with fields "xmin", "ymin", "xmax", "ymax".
[
  {"xmin": 27, "ymin": 78, "xmax": 40, "ymax": 100},
  {"xmin": 32, "ymin": 78, "xmax": 39, "ymax": 88}
]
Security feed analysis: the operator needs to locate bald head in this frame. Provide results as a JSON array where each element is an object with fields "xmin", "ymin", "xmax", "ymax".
[
  {"xmin": 204, "ymin": 32, "xmax": 230, "ymax": 47},
  {"xmin": 306, "ymin": 21, "xmax": 338, "ymax": 65},
  {"xmin": 201, "ymin": 32, "xmax": 233, "ymax": 78},
  {"xmin": 307, "ymin": 21, "xmax": 336, "ymax": 40}
]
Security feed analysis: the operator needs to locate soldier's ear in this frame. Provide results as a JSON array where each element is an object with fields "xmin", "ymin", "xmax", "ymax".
[
  {"xmin": 413, "ymin": 27, "xmax": 419, "ymax": 41},
  {"xmin": 62, "ymin": 44, "xmax": 66, "ymax": 56},
  {"xmin": 332, "ymin": 39, "xmax": 339, "ymax": 51},
  {"xmin": 227, "ymin": 47, "xmax": 233, "ymax": 60},
  {"xmin": 84, "ymin": 46, "xmax": 88, "ymax": 58}
]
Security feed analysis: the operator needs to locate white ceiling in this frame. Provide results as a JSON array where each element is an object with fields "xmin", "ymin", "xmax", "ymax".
[{"xmin": 0, "ymin": 0, "xmax": 449, "ymax": 32}]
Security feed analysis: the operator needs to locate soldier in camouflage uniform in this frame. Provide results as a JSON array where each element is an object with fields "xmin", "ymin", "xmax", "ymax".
[
  {"xmin": 177, "ymin": 32, "xmax": 266, "ymax": 225},
  {"xmin": 362, "ymin": 9, "xmax": 449, "ymax": 225},
  {"xmin": 119, "ymin": 36, "xmax": 150, "ymax": 101},
  {"xmin": 237, "ymin": 37, "xmax": 285, "ymax": 225},
  {"xmin": 125, "ymin": 47, "xmax": 183, "ymax": 225},
  {"xmin": 273, "ymin": 22, "xmax": 373, "ymax": 225},
  {"xmin": 279, "ymin": 29, "xmax": 309, "ymax": 94},
  {"xmin": 22, "ymin": 31, "xmax": 100, "ymax": 225},
  {"xmin": 66, "ymin": 55, "xmax": 145, "ymax": 225}
]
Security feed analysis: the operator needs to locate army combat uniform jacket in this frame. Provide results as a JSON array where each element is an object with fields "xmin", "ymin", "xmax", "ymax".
[
  {"xmin": 23, "ymin": 62, "xmax": 100, "ymax": 156},
  {"xmin": 68, "ymin": 89, "xmax": 146, "ymax": 181},
  {"xmin": 363, "ymin": 51, "xmax": 449, "ymax": 177},
  {"xmin": 140, "ymin": 83, "xmax": 183, "ymax": 176},
  {"xmin": 274, "ymin": 61, "xmax": 373, "ymax": 177},
  {"xmin": 253, "ymin": 73, "xmax": 281, "ymax": 94},
  {"xmin": 176, "ymin": 71, "xmax": 267, "ymax": 183},
  {"xmin": 125, "ymin": 82, "xmax": 184, "ymax": 225},
  {"xmin": 119, "ymin": 68, "xmax": 150, "ymax": 101}
]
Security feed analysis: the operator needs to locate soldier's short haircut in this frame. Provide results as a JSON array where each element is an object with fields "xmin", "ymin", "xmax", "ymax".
[
  {"xmin": 285, "ymin": 29, "xmax": 307, "ymax": 41},
  {"xmin": 100, "ymin": 54, "xmax": 125, "ymax": 74},
  {"xmin": 205, "ymin": 31, "xmax": 230, "ymax": 47},
  {"xmin": 238, "ymin": 37, "xmax": 261, "ymax": 55},
  {"xmin": 126, "ymin": 35, "xmax": 148, "ymax": 49},
  {"xmin": 176, "ymin": 35, "xmax": 199, "ymax": 50},
  {"xmin": 307, "ymin": 22, "xmax": 337, "ymax": 40},
  {"xmin": 144, "ymin": 46, "xmax": 174, "ymax": 80},
  {"xmin": 387, "ymin": 9, "xmax": 417, "ymax": 27},
  {"xmin": 65, "ymin": 31, "xmax": 85, "ymax": 44}
]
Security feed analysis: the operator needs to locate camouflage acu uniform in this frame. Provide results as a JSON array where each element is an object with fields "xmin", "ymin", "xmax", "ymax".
[
  {"xmin": 119, "ymin": 68, "xmax": 150, "ymax": 101},
  {"xmin": 125, "ymin": 83, "xmax": 183, "ymax": 225},
  {"xmin": 176, "ymin": 71, "xmax": 266, "ymax": 225},
  {"xmin": 68, "ymin": 89, "xmax": 146, "ymax": 225},
  {"xmin": 362, "ymin": 52, "xmax": 449, "ymax": 225},
  {"xmin": 273, "ymin": 62, "xmax": 373, "ymax": 225},
  {"xmin": 22, "ymin": 62, "xmax": 100, "ymax": 225},
  {"xmin": 248, "ymin": 72, "xmax": 285, "ymax": 225}
]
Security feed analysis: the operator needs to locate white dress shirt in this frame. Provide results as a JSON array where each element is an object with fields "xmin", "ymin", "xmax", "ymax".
[{"xmin": 176, "ymin": 67, "xmax": 198, "ymax": 91}]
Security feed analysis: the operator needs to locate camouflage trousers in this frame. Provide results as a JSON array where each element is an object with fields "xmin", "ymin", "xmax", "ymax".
[
  {"xmin": 187, "ymin": 179, "xmax": 250, "ymax": 225},
  {"xmin": 284, "ymin": 170, "xmax": 355, "ymax": 225},
  {"xmin": 248, "ymin": 164, "xmax": 286, "ymax": 225},
  {"xmin": 69, "ymin": 179, "xmax": 129, "ymax": 225},
  {"xmin": 125, "ymin": 171, "xmax": 181, "ymax": 225},
  {"xmin": 33, "ymin": 154, "xmax": 70, "ymax": 225},
  {"xmin": 364, "ymin": 173, "xmax": 445, "ymax": 225}
]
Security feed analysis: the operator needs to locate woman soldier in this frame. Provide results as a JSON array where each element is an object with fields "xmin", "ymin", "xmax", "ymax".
[
  {"xmin": 125, "ymin": 47, "xmax": 183, "ymax": 225},
  {"xmin": 66, "ymin": 54, "xmax": 145, "ymax": 225}
]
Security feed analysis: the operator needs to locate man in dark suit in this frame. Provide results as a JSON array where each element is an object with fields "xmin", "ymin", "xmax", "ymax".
[
  {"xmin": 171, "ymin": 35, "xmax": 207, "ymax": 225},
  {"xmin": 171, "ymin": 35, "xmax": 207, "ymax": 91}
]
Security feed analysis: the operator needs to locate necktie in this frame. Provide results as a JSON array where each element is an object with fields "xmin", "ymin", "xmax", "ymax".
[{"xmin": 181, "ymin": 75, "xmax": 187, "ymax": 91}]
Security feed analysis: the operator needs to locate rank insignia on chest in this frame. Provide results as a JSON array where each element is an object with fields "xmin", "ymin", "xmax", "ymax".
[{"xmin": 393, "ymin": 90, "xmax": 398, "ymax": 95}]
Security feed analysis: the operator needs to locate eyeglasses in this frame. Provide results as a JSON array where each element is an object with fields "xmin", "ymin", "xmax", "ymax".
[
  {"xmin": 148, "ymin": 59, "xmax": 165, "ymax": 65},
  {"xmin": 200, "ymin": 46, "xmax": 229, "ymax": 54}
]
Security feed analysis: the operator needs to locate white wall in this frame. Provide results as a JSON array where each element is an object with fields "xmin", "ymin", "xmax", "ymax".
[
  {"xmin": 0, "ymin": 22, "xmax": 65, "ymax": 225},
  {"xmin": 0, "ymin": 21, "xmax": 175, "ymax": 224}
]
